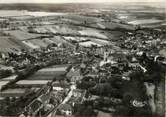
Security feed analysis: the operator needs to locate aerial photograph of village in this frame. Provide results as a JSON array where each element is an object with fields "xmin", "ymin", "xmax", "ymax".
[{"xmin": 0, "ymin": 0, "xmax": 165, "ymax": 117}]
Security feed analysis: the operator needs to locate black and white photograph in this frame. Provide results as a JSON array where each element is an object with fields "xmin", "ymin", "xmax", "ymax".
[{"xmin": 0, "ymin": 0, "xmax": 165, "ymax": 117}]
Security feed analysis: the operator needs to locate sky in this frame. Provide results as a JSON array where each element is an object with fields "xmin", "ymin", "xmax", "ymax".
[{"xmin": 0, "ymin": 0, "xmax": 165, "ymax": 3}]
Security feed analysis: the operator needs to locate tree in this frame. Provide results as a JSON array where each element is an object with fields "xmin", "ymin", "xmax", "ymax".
[{"xmin": 74, "ymin": 104, "xmax": 97, "ymax": 117}]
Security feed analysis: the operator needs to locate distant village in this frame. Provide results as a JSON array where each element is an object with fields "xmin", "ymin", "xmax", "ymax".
[{"xmin": 0, "ymin": 5, "xmax": 166, "ymax": 117}]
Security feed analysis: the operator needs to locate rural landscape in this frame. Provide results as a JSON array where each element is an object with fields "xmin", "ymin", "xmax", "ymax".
[{"xmin": 0, "ymin": 1, "xmax": 165, "ymax": 117}]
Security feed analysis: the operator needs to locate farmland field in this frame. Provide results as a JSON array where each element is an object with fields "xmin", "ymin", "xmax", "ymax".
[
  {"xmin": 16, "ymin": 80, "xmax": 51, "ymax": 85},
  {"xmin": 0, "ymin": 36, "xmax": 22, "ymax": 53},
  {"xmin": 79, "ymin": 29, "xmax": 108, "ymax": 39},
  {"xmin": 1, "ymin": 75, "xmax": 17, "ymax": 81},
  {"xmin": 79, "ymin": 41, "xmax": 102, "ymax": 47},
  {"xmin": 6, "ymin": 30, "xmax": 42, "ymax": 41},
  {"xmin": 29, "ymin": 39, "xmax": 48, "ymax": 48},
  {"xmin": 0, "ymin": 2, "xmax": 165, "ymax": 117},
  {"xmin": 128, "ymin": 19, "xmax": 164, "ymax": 25},
  {"xmin": 0, "ymin": 10, "xmax": 67, "ymax": 17},
  {"xmin": 27, "ymin": 74, "xmax": 56, "ymax": 80},
  {"xmin": 0, "ymin": 88, "xmax": 27, "ymax": 97},
  {"xmin": 0, "ymin": 81, "xmax": 9, "ymax": 89},
  {"xmin": 22, "ymin": 41, "xmax": 40, "ymax": 49}
]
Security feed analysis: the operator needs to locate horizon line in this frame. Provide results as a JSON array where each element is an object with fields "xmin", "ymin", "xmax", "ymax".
[{"xmin": 0, "ymin": 1, "xmax": 164, "ymax": 4}]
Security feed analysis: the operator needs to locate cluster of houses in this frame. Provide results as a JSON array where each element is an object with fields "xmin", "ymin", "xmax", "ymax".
[{"xmin": 0, "ymin": 8, "xmax": 165, "ymax": 117}]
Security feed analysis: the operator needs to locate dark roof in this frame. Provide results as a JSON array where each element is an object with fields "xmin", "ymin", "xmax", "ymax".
[
  {"xmin": 38, "ymin": 93, "xmax": 50, "ymax": 102},
  {"xmin": 29, "ymin": 100, "xmax": 42, "ymax": 112}
]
